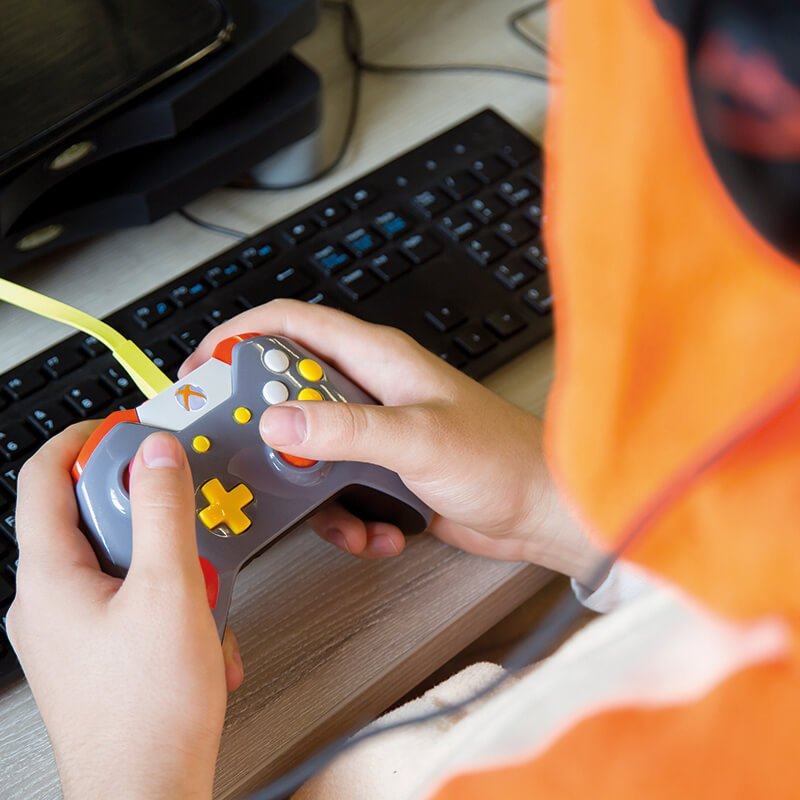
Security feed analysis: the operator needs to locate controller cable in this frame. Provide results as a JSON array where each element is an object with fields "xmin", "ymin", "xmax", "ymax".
[
  {"xmin": 178, "ymin": 0, "xmax": 550, "ymax": 235},
  {"xmin": 245, "ymin": 367, "xmax": 800, "ymax": 799}
]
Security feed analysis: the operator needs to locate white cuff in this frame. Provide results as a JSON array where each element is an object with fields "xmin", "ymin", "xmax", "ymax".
[{"xmin": 571, "ymin": 561, "xmax": 655, "ymax": 613}]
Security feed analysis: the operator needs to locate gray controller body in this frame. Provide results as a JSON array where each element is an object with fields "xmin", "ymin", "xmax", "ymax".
[{"xmin": 75, "ymin": 335, "xmax": 433, "ymax": 634}]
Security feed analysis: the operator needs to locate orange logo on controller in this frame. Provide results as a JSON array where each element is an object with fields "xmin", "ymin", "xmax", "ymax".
[{"xmin": 175, "ymin": 384, "xmax": 208, "ymax": 411}]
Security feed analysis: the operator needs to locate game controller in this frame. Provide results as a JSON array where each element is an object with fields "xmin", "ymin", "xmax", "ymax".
[{"xmin": 72, "ymin": 333, "xmax": 433, "ymax": 635}]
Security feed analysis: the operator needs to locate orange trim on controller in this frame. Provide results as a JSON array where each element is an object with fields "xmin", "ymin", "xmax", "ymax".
[
  {"xmin": 199, "ymin": 557, "xmax": 219, "ymax": 608},
  {"xmin": 72, "ymin": 408, "xmax": 140, "ymax": 483},
  {"xmin": 211, "ymin": 332, "xmax": 261, "ymax": 365},
  {"xmin": 278, "ymin": 452, "xmax": 318, "ymax": 469}
]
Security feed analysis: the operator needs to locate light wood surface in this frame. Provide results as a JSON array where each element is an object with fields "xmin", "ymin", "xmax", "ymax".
[{"xmin": 0, "ymin": 1, "xmax": 553, "ymax": 797}]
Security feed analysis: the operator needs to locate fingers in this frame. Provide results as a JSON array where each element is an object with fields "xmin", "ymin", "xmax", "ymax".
[
  {"xmin": 261, "ymin": 400, "xmax": 441, "ymax": 479},
  {"xmin": 222, "ymin": 626, "xmax": 244, "ymax": 693},
  {"xmin": 309, "ymin": 503, "xmax": 406, "ymax": 559},
  {"xmin": 15, "ymin": 422, "xmax": 101, "ymax": 574},
  {"xmin": 127, "ymin": 433, "xmax": 203, "ymax": 595},
  {"xmin": 178, "ymin": 299, "xmax": 440, "ymax": 403}
]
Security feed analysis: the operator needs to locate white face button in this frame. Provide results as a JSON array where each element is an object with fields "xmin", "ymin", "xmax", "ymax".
[
  {"xmin": 262, "ymin": 380, "xmax": 289, "ymax": 405},
  {"xmin": 263, "ymin": 348, "xmax": 290, "ymax": 373}
]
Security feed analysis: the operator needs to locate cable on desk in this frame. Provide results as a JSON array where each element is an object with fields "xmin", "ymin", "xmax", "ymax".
[
  {"xmin": 177, "ymin": 208, "xmax": 249, "ymax": 240},
  {"xmin": 247, "ymin": 364, "xmax": 800, "ymax": 800}
]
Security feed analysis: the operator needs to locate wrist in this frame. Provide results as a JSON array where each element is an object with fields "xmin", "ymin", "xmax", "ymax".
[{"xmin": 515, "ymin": 456, "xmax": 610, "ymax": 588}]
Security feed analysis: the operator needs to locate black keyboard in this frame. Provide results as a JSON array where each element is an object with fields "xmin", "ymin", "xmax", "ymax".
[{"xmin": 0, "ymin": 108, "xmax": 552, "ymax": 685}]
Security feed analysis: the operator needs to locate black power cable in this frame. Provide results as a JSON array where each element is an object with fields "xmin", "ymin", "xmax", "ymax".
[{"xmin": 177, "ymin": 208, "xmax": 248, "ymax": 240}]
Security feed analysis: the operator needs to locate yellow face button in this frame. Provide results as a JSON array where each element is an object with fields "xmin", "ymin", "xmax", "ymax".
[
  {"xmin": 198, "ymin": 478, "xmax": 254, "ymax": 536},
  {"xmin": 233, "ymin": 406, "xmax": 252, "ymax": 424},
  {"xmin": 297, "ymin": 358, "xmax": 324, "ymax": 382},
  {"xmin": 192, "ymin": 435, "xmax": 211, "ymax": 453},
  {"xmin": 298, "ymin": 387, "xmax": 323, "ymax": 401}
]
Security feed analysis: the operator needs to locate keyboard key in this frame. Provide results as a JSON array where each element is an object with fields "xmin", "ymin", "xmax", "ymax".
[
  {"xmin": 465, "ymin": 235, "xmax": 509, "ymax": 266},
  {"xmin": 270, "ymin": 265, "xmax": 313, "ymax": 298},
  {"xmin": 342, "ymin": 227, "xmax": 383, "ymax": 258},
  {"xmin": 373, "ymin": 211, "xmax": 410, "ymax": 240},
  {"xmin": 205, "ymin": 301, "xmax": 242, "ymax": 328},
  {"xmin": 132, "ymin": 299, "xmax": 174, "ymax": 330},
  {"xmin": 313, "ymin": 202, "xmax": 348, "ymax": 227},
  {"xmin": 143, "ymin": 341, "xmax": 182, "ymax": 371},
  {"xmin": 469, "ymin": 155, "xmax": 508, "ymax": 184},
  {"xmin": 424, "ymin": 305, "xmax": 466, "ymax": 333},
  {"xmin": 497, "ymin": 178, "xmax": 534, "ymax": 208},
  {"xmin": 411, "ymin": 189, "xmax": 451, "ymax": 219},
  {"xmin": 206, "ymin": 262, "xmax": 243, "ymax": 288},
  {"xmin": 485, "ymin": 310, "xmax": 527, "ymax": 339},
  {"xmin": 524, "ymin": 158, "xmax": 544, "ymax": 187},
  {"xmin": 3, "ymin": 368, "xmax": 46, "ymax": 401},
  {"xmin": 311, "ymin": 244, "xmax": 351, "ymax": 275},
  {"xmin": 498, "ymin": 140, "xmax": 537, "ymax": 168},
  {"xmin": 171, "ymin": 324, "xmax": 210, "ymax": 355},
  {"xmin": 300, "ymin": 290, "xmax": 335, "ymax": 307},
  {"xmin": 438, "ymin": 210, "xmax": 478, "ymax": 242},
  {"xmin": 28, "ymin": 404, "xmax": 74, "ymax": 439},
  {"xmin": 442, "ymin": 170, "xmax": 481, "ymax": 201},
  {"xmin": 494, "ymin": 259, "xmax": 537, "ymax": 291},
  {"xmin": 338, "ymin": 268, "xmax": 380, "ymax": 302},
  {"xmin": 467, "ymin": 192, "xmax": 506, "ymax": 224},
  {"xmin": 524, "ymin": 241, "xmax": 549, "ymax": 272},
  {"xmin": 100, "ymin": 367, "xmax": 133, "ymax": 397},
  {"xmin": 369, "ymin": 252, "xmax": 410, "ymax": 282},
  {"xmin": 42, "ymin": 349, "xmax": 83, "ymax": 379},
  {"xmin": 522, "ymin": 200, "xmax": 544, "ymax": 226},
  {"xmin": 64, "ymin": 381, "xmax": 111, "ymax": 418},
  {"xmin": 495, "ymin": 216, "xmax": 537, "ymax": 247},
  {"xmin": 0, "ymin": 425, "xmax": 36, "ymax": 460},
  {"xmin": 240, "ymin": 242, "xmax": 277, "ymax": 268},
  {"xmin": 522, "ymin": 276, "xmax": 554, "ymax": 314},
  {"xmin": 80, "ymin": 336, "xmax": 106, "ymax": 358},
  {"xmin": 437, "ymin": 347, "xmax": 468, "ymax": 369},
  {"xmin": 170, "ymin": 281, "xmax": 208, "ymax": 308},
  {"xmin": 454, "ymin": 324, "xmax": 498, "ymax": 357},
  {"xmin": 1, "ymin": 466, "xmax": 19, "ymax": 496},
  {"xmin": 0, "ymin": 513, "xmax": 15, "ymax": 543},
  {"xmin": 0, "ymin": 576, "xmax": 12, "ymax": 606},
  {"xmin": 343, "ymin": 186, "xmax": 378, "ymax": 210},
  {"xmin": 399, "ymin": 232, "xmax": 442, "ymax": 265},
  {"xmin": 282, "ymin": 220, "xmax": 317, "ymax": 245}
]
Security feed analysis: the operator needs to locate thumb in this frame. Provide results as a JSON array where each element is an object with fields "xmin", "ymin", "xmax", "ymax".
[
  {"xmin": 260, "ymin": 401, "xmax": 435, "ymax": 477},
  {"xmin": 128, "ymin": 432, "xmax": 202, "ymax": 590}
]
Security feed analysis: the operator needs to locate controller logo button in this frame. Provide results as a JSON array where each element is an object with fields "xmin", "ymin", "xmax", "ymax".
[{"xmin": 175, "ymin": 384, "xmax": 208, "ymax": 411}]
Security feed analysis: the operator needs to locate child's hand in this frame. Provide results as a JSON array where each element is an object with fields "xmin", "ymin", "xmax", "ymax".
[
  {"xmin": 181, "ymin": 300, "xmax": 606, "ymax": 586},
  {"xmin": 6, "ymin": 424, "xmax": 242, "ymax": 800}
]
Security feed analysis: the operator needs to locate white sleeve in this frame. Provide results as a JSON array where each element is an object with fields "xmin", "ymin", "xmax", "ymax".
[{"xmin": 571, "ymin": 560, "xmax": 655, "ymax": 613}]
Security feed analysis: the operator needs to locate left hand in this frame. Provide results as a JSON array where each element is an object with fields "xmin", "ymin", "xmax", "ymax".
[{"xmin": 6, "ymin": 423, "xmax": 242, "ymax": 799}]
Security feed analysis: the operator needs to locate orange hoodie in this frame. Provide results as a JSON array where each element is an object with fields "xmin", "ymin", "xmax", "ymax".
[{"xmin": 432, "ymin": 0, "xmax": 800, "ymax": 796}]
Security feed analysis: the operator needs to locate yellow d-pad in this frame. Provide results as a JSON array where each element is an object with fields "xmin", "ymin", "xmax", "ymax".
[
  {"xmin": 0, "ymin": 277, "xmax": 171, "ymax": 399},
  {"xmin": 198, "ymin": 478, "xmax": 255, "ymax": 536}
]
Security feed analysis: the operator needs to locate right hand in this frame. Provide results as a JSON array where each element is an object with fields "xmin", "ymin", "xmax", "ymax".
[{"xmin": 180, "ymin": 300, "xmax": 606, "ymax": 585}]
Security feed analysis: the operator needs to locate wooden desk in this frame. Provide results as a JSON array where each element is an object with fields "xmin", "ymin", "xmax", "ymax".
[{"xmin": 0, "ymin": 0, "xmax": 553, "ymax": 796}]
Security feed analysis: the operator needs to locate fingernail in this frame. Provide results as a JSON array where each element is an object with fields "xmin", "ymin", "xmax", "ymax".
[
  {"xmin": 261, "ymin": 406, "xmax": 307, "ymax": 446},
  {"xmin": 141, "ymin": 433, "xmax": 184, "ymax": 469},
  {"xmin": 370, "ymin": 534, "xmax": 400, "ymax": 557},
  {"xmin": 323, "ymin": 528, "xmax": 351, "ymax": 554}
]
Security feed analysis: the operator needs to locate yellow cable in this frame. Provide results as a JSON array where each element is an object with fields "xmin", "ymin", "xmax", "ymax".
[{"xmin": 0, "ymin": 278, "xmax": 172, "ymax": 399}]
